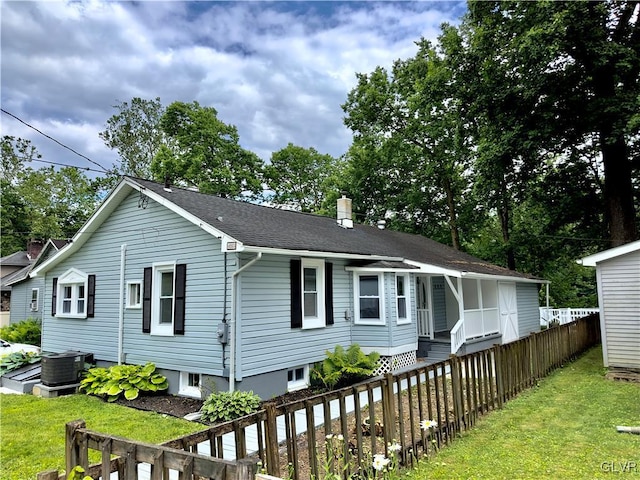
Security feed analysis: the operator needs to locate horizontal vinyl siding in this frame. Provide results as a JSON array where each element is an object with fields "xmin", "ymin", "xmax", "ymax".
[
  {"xmin": 351, "ymin": 272, "xmax": 391, "ymax": 350},
  {"xmin": 516, "ymin": 283, "xmax": 540, "ymax": 337},
  {"xmin": 599, "ymin": 251, "xmax": 640, "ymax": 369},
  {"xmin": 42, "ymin": 191, "xmax": 228, "ymax": 375},
  {"xmin": 237, "ymin": 255, "xmax": 352, "ymax": 378},
  {"xmin": 9, "ymin": 278, "xmax": 44, "ymax": 323}
]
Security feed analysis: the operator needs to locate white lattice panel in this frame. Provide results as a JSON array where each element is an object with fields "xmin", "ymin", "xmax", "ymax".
[{"xmin": 373, "ymin": 351, "xmax": 417, "ymax": 375}]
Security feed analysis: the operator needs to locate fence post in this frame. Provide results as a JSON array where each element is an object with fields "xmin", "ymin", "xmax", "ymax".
[
  {"xmin": 529, "ymin": 331, "xmax": 539, "ymax": 382},
  {"xmin": 236, "ymin": 458, "xmax": 258, "ymax": 480},
  {"xmin": 65, "ymin": 419, "xmax": 86, "ymax": 476},
  {"xmin": 449, "ymin": 355, "xmax": 464, "ymax": 433},
  {"xmin": 36, "ymin": 470, "xmax": 59, "ymax": 480},
  {"xmin": 264, "ymin": 403, "xmax": 280, "ymax": 478},
  {"xmin": 382, "ymin": 373, "xmax": 396, "ymax": 446},
  {"xmin": 492, "ymin": 346, "xmax": 504, "ymax": 409}
]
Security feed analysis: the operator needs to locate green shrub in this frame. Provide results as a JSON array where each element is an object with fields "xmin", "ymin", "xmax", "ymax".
[
  {"xmin": 79, "ymin": 362, "xmax": 168, "ymax": 402},
  {"xmin": 200, "ymin": 390, "xmax": 261, "ymax": 423},
  {"xmin": 0, "ymin": 319, "xmax": 41, "ymax": 346},
  {"xmin": 0, "ymin": 351, "xmax": 41, "ymax": 376},
  {"xmin": 311, "ymin": 344, "xmax": 380, "ymax": 390}
]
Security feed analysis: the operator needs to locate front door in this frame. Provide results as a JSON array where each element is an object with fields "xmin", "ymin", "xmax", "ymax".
[
  {"xmin": 416, "ymin": 276, "xmax": 432, "ymax": 338},
  {"xmin": 499, "ymin": 282, "xmax": 518, "ymax": 343}
]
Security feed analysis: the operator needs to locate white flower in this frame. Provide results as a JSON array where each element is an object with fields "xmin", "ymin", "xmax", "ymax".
[
  {"xmin": 337, "ymin": 434, "xmax": 344, "ymax": 441},
  {"xmin": 388, "ymin": 442, "xmax": 402, "ymax": 453},
  {"xmin": 420, "ymin": 419, "xmax": 437, "ymax": 431},
  {"xmin": 326, "ymin": 434, "xmax": 334, "ymax": 440},
  {"xmin": 372, "ymin": 454, "xmax": 390, "ymax": 471}
]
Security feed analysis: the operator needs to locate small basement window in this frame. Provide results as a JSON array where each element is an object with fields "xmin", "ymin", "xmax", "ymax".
[
  {"xmin": 179, "ymin": 372, "xmax": 201, "ymax": 398},
  {"xmin": 287, "ymin": 366, "xmax": 308, "ymax": 392}
]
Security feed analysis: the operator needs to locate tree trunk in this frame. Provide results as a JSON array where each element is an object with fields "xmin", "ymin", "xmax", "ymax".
[
  {"xmin": 498, "ymin": 177, "xmax": 516, "ymax": 270},
  {"xmin": 443, "ymin": 176, "xmax": 461, "ymax": 250},
  {"xmin": 600, "ymin": 131, "xmax": 637, "ymax": 247}
]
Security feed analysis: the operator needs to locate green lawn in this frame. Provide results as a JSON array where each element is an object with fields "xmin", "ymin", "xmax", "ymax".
[
  {"xmin": 408, "ymin": 346, "xmax": 640, "ymax": 479},
  {"xmin": 0, "ymin": 393, "xmax": 205, "ymax": 480}
]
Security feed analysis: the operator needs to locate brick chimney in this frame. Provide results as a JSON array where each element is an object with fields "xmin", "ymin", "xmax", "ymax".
[
  {"xmin": 27, "ymin": 239, "xmax": 44, "ymax": 261},
  {"xmin": 337, "ymin": 193, "xmax": 353, "ymax": 229}
]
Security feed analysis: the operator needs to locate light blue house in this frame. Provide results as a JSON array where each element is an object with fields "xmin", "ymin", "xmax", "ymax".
[
  {"xmin": 7, "ymin": 239, "xmax": 69, "ymax": 325},
  {"xmin": 31, "ymin": 177, "xmax": 545, "ymax": 399}
]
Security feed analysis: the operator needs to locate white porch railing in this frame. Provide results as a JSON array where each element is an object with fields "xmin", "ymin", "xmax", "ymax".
[
  {"xmin": 450, "ymin": 319, "xmax": 465, "ymax": 355},
  {"xmin": 417, "ymin": 308, "xmax": 431, "ymax": 338},
  {"xmin": 539, "ymin": 308, "xmax": 599, "ymax": 327}
]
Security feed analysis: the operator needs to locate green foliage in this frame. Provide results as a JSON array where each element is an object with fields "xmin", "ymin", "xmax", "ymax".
[
  {"xmin": 0, "ymin": 319, "xmax": 42, "ymax": 346},
  {"xmin": 0, "ymin": 351, "xmax": 41, "ymax": 376},
  {"xmin": 200, "ymin": 390, "xmax": 261, "ymax": 423},
  {"xmin": 311, "ymin": 344, "xmax": 380, "ymax": 390},
  {"xmin": 264, "ymin": 143, "xmax": 342, "ymax": 213},
  {"xmin": 67, "ymin": 466, "xmax": 91, "ymax": 480},
  {"xmin": 79, "ymin": 362, "xmax": 168, "ymax": 402},
  {"xmin": 151, "ymin": 101, "xmax": 264, "ymax": 199}
]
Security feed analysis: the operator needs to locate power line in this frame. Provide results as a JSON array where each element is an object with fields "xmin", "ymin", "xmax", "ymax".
[
  {"xmin": 12, "ymin": 155, "xmax": 109, "ymax": 174},
  {"xmin": 1, "ymin": 108, "xmax": 110, "ymax": 173}
]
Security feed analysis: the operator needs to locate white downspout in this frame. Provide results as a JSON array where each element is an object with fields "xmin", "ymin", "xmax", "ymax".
[
  {"xmin": 118, "ymin": 244, "xmax": 127, "ymax": 364},
  {"xmin": 545, "ymin": 283, "xmax": 550, "ymax": 328},
  {"xmin": 229, "ymin": 252, "xmax": 262, "ymax": 392}
]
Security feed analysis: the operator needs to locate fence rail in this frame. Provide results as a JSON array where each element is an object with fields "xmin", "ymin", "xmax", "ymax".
[
  {"xmin": 539, "ymin": 307, "xmax": 599, "ymax": 327},
  {"xmin": 39, "ymin": 314, "xmax": 601, "ymax": 480}
]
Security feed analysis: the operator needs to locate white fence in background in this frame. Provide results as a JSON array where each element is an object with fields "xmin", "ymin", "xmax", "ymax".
[{"xmin": 540, "ymin": 308, "xmax": 599, "ymax": 327}]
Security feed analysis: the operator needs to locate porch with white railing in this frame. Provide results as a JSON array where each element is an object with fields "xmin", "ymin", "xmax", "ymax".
[
  {"xmin": 450, "ymin": 307, "xmax": 500, "ymax": 354},
  {"xmin": 540, "ymin": 308, "xmax": 599, "ymax": 327}
]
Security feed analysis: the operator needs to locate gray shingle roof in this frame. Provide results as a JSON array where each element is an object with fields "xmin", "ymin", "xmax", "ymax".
[{"xmin": 133, "ymin": 178, "xmax": 538, "ymax": 280}]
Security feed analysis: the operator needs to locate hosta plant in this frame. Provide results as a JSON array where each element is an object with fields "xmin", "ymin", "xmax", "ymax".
[
  {"xmin": 80, "ymin": 362, "xmax": 168, "ymax": 402},
  {"xmin": 200, "ymin": 390, "xmax": 261, "ymax": 423},
  {"xmin": 0, "ymin": 351, "xmax": 41, "ymax": 376},
  {"xmin": 0, "ymin": 318, "xmax": 42, "ymax": 346}
]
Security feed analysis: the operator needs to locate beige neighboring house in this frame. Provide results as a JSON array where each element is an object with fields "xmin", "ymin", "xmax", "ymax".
[
  {"xmin": 579, "ymin": 240, "xmax": 640, "ymax": 372},
  {"xmin": 0, "ymin": 241, "xmax": 44, "ymax": 327}
]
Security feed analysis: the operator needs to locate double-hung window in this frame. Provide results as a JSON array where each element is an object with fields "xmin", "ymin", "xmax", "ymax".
[
  {"xmin": 301, "ymin": 258, "xmax": 325, "ymax": 329},
  {"xmin": 396, "ymin": 274, "xmax": 411, "ymax": 324},
  {"xmin": 30, "ymin": 288, "xmax": 39, "ymax": 312},
  {"xmin": 143, "ymin": 263, "xmax": 187, "ymax": 336},
  {"xmin": 355, "ymin": 273, "xmax": 384, "ymax": 324},
  {"xmin": 290, "ymin": 258, "xmax": 334, "ymax": 329},
  {"xmin": 53, "ymin": 268, "xmax": 95, "ymax": 319}
]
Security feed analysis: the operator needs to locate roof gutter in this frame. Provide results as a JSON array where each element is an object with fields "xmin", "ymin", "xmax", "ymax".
[{"xmin": 229, "ymin": 252, "xmax": 262, "ymax": 392}]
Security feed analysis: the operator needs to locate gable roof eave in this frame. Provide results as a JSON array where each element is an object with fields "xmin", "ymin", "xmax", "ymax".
[
  {"xmin": 241, "ymin": 245, "xmax": 405, "ymax": 262},
  {"xmin": 578, "ymin": 240, "xmax": 640, "ymax": 267},
  {"xmin": 30, "ymin": 177, "xmax": 242, "ymax": 278}
]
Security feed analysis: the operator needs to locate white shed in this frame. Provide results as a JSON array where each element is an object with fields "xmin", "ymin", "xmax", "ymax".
[{"xmin": 579, "ymin": 240, "xmax": 640, "ymax": 372}]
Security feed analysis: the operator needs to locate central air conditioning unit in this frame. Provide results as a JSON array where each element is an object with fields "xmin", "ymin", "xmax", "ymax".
[{"xmin": 41, "ymin": 351, "xmax": 91, "ymax": 387}]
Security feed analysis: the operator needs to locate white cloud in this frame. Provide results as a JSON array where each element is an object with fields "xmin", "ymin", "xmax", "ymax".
[{"xmin": 1, "ymin": 1, "xmax": 465, "ymax": 174}]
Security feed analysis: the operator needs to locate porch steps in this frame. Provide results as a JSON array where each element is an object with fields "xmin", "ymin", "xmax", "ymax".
[{"xmin": 418, "ymin": 339, "xmax": 451, "ymax": 365}]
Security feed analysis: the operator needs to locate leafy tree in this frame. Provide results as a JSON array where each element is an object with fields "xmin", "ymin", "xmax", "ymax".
[
  {"xmin": 342, "ymin": 33, "xmax": 477, "ymax": 248},
  {"xmin": 464, "ymin": 0, "xmax": 639, "ymax": 247},
  {"xmin": 264, "ymin": 143, "xmax": 341, "ymax": 213},
  {"xmin": 99, "ymin": 97, "xmax": 169, "ymax": 182},
  {"xmin": 151, "ymin": 101, "xmax": 264, "ymax": 198},
  {"xmin": 0, "ymin": 137, "xmax": 101, "ymax": 254}
]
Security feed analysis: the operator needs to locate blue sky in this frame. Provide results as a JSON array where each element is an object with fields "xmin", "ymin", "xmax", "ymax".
[{"xmin": 1, "ymin": 1, "xmax": 466, "ymax": 176}]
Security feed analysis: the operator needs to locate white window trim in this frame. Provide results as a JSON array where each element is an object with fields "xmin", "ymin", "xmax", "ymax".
[
  {"xmin": 57, "ymin": 268, "xmax": 88, "ymax": 319},
  {"xmin": 30, "ymin": 288, "xmax": 39, "ymax": 312},
  {"xmin": 301, "ymin": 258, "xmax": 325, "ymax": 329},
  {"xmin": 396, "ymin": 274, "xmax": 412, "ymax": 325},
  {"xmin": 126, "ymin": 281, "xmax": 142, "ymax": 309},
  {"xmin": 354, "ymin": 272, "xmax": 385, "ymax": 325},
  {"xmin": 151, "ymin": 262, "xmax": 176, "ymax": 336},
  {"xmin": 179, "ymin": 371, "xmax": 201, "ymax": 398},
  {"xmin": 287, "ymin": 365, "xmax": 309, "ymax": 392}
]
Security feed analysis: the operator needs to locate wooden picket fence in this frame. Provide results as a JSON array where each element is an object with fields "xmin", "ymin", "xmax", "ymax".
[{"xmin": 38, "ymin": 314, "xmax": 600, "ymax": 480}]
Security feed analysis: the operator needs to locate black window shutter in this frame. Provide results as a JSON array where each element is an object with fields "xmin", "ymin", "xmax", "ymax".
[
  {"xmin": 174, "ymin": 264, "xmax": 187, "ymax": 335},
  {"xmin": 290, "ymin": 259, "xmax": 302, "ymax": 328},
  {"xmin": 51, "ymin": 277, "xmax": 58, "ymax": 316},
  {"xmin": 87, "ymin": 275, "xmax": 96, "ymax": 318},
  {"xmin": 325, "ymin": 261, "xmax": 334, "ymax": 325},
  {"xmin": 142, "ymin": 267, "xmax": 152, "ymax": 333}
]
